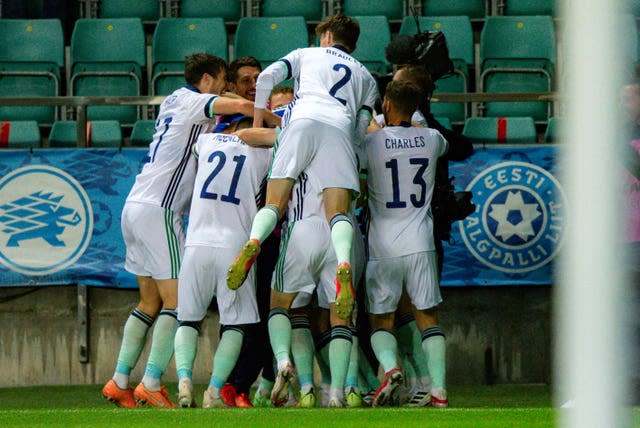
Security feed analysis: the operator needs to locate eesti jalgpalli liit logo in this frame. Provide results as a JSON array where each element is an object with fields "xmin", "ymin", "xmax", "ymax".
[
  {"xmin": 459, "ymin": 161, "xmax": 567, "ymax": 274},
  {"xmin": 0, "ymin": 166, "xmax": 93, "ymax": 275}
]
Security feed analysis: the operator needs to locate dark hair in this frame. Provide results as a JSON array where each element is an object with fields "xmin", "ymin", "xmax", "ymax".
[
  {"xmin": 228, "ymin": 56, "xmax": 262, "ymax": 83},
  {"xmin": 270, "ymin": 86, "xmax": 294, "ymax": 99},
  {"xmin": 395, "ymin": 64, "xmax": 435, "ymax": 116},
  {"xmin": 184, "ymin": 53, "xmax": 227, "ymax": 86},
  {"xmin": 315, "ymin": 14, "xmax": 360, "ymax": 53},
  {"xmin": 385, "ymin": 80, "xmax": 422, "ymax": 116}
]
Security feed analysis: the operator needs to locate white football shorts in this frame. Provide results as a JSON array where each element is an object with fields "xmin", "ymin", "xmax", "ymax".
[
  {"xmin": 121, "ymin": 201, "xmax": 184, "ymax": 280},
  {"xmin": 366, "ymin": 251, "xmax": 441, "ymax": 314},
  {"xmin": 177, "ymin": 245, "xmax": 259, "ymax": 325},
  {"xmin": 270, "ymin": 118, "xmax": 359, "ymax": 193}
]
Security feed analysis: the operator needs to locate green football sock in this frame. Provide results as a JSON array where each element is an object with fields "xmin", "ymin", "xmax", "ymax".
[
  {"xmin": 329, "ymin": 326, "xmax": 352, "ymax": 392},
  {"xmin": 291, "ymin": 322, "xmax": 315, "ymax": 389},
  {"xmin": 421, "ymin": 326, "xmax": 447, "ymax": 390},
  {"xmin": 113, "ymin": 308, "xmax": 154, "ymax": 389},
  {"xmin": 267, "ymin": 308, "xmax": 291, "ymax": 367},
  {"xmin": 141, "ymin": 309, "xmax": 178, "ymax": 391},
  {"xmin": 316, "ymin": 330, "xmax": 332, "ymax": 385},
  {"xmin": 345, "ymin": 332, "xmax": 360, "ymax": 390},
  {"xmin": 410, "ymin": 321, "xmax": 431, "ymax": 379},
  {"xmin": 174, "ymin": 324, "xmax": 199, "ymax": 381},
  {"xmin": 250, "ymin": 205, "xmax": 279, "ymax": 243},
  {"xmin": 358, "ymin": 346, "xmax": 380, "ymax": 390},
  {"xmin": 210, "ymin": 327, "xmax": 244, "ymax": 389},
  {"xmin": 371, "ymin": 329, "xmax": 400, "ymax": 373},
  {"xmin": 330, "ymin": 215, "xmax": 353, "ymax": 265}
]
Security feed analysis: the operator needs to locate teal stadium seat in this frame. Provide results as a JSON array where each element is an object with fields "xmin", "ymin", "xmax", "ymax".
[
  {"xmin": 422, "ymin": 0, "xmax": 486, "ymax": 19},
  {"xmin": 0, "ymin": 19, "xmax": 64, "ymax": 124},
  {"xmin": 479, "ymin": 16, "xmax": 556, "ymax": 122},
  {"xmin": 434, "ymin": 116, "xmax": 452, "ymax": 130},
  {"xmin": 341, "ymin": 0, "xmax": 404, "ymax": 22},
  {"xmin": 261, "ymin": 0, "xmax": 323, "ymax": 22},
  {"xmin": 152, "ymin": 18, "xmax": 228, "ymax": 95},
  {"xmin": 544, "ymin": 116, "xmax": 562, "ymax": 143},
  {"xmin": 70, "ymin": 18, "xmax": 146, "ymax": 124},
  {"xmin": 179, "ymin": 0, "xmax": 243, "ymax": 21},
  {"xmin": 130, "ymin": 119, "xmax": 156, "ymax": 147},
  {"xmin": 399, "ymin": 15, "xmax": 473, "ymax": 123},
  {"xmin": 97, "ymin": 0, "xmax": 160, "ymax": 21},
  {"xmin": 350, "ymin": 16, "xmax": 392, "ymax": 75},
  {"xmin": 49, "ymin": 120, "xmax": 123, "ymax": 148},
  {"xmin": 234, "ymin": 17, "xmax": 310, "ymax": 69},
  {"xmin": 503, "ymin": 0, "xmax": 556, "ymax": 16},
  {"xmin": 0, "ymin": 121, "xmax": 41, "ymax": 148},
  {"xmin": 462, "ymin": 116, "xmax": 537, "ymax": 144}
]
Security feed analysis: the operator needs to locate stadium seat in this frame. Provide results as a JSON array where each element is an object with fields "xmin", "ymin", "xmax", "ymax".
[
  {"xmin": 151, "ymin": 18, "xmax": 228, "ymax": 95},
  {"xmin": 260, "ymin": 0, "xmax": 323, "ymax": 22},
  {"xmin": 49, "ymin": 120, "xmax": 123, "ymax": 148},
  {"xmin": 234, "ymin": 17, "xmax": 310, "ymax": 69},
  {"xmin": 97, "ymin": 0, "xmax": 160, "ymax": 21},
  {"xmin": 0, "ymin": 19, "xmax": 64, "ymax": 124},
  {"xmin": 178, "ymin": 0, "xmax": 243, "ymax": 21},
  {"xmin": 399, "ymin": 15, "xmax": 473, "ymax": 122},
  {"xmin": 70, "ymin": 18, "xmax": 146, "ymax": 124},
  {"xmin": 350, "ymin": 16, "xmax": 391, "ymax": 75},
  {"xmin": 0, "ymin": 121, "xmax": 41, "ymax": 149},
  {"xmin": 462, "ymin": 116, "xmax": 537, "ymax": 144},
  {"xmin": 341, "ymin": 0, "xmax": 404, "ymax": 22},
  {"xmin": 422, "ymin": 0, "xmax": 486, "ymax": 19},
  {"xmin": 544, "ymin": 116, "xmax": 562, "ymax": 142},
  {"xmin": 130, "ymin": 119, "xmax": 156, "ymax": 147},
  {"xmin": 479, "ymin": 15, "xmax": 556, "ymax": 121},
  {"xmin": 434, "ymin": 116, "xmax": 452, "ymax": 130},
  {"xmin": 502, "ymin": 0, "xmax": 556, "ymax": 16}
]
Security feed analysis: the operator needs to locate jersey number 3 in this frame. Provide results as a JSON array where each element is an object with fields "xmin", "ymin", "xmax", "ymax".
[{"xmin": 200, "ymin": 151, "xmax": 246, "ymax": 205}]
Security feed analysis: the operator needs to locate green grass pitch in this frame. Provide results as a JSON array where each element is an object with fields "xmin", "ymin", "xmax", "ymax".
[{"xmin": 0, "ymin": 384, "xmax": 635, "ymax": 427}]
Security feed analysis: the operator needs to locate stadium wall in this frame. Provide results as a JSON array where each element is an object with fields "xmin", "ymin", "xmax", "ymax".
[{"xmin": 0, "ymin": 285, "xmax": 551, "ymax": 387}]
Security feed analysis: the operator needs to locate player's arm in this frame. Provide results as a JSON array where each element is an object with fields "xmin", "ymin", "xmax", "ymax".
[
  {"xmin": 254, "ymin": 57, "xmax": 293, "ymax": 128},
  {"xmin": 234, "ymin": 127, "xmax": 278, "ymax": 148},
  {"xmin": 211, "ymin": 96, "xmax": 281, "ymax": 128}
]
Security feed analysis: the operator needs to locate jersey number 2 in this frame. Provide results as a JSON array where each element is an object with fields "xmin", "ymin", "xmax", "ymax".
[
  {"xmin": 329, "ymin": 64, "xmax": 352, "ymax": 106},
  {"xmin": 385, "ymin": 157, "xmax": 430, "ymax": 208},
  {"xmin": 200, "ymin": 151, "xmax": 246, "ymax": 205}
]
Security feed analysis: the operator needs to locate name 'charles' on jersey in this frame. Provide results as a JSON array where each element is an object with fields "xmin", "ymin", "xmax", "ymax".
[{"xmin": 365, "ymin": 125, "xmax": 448, "ymax": 259}]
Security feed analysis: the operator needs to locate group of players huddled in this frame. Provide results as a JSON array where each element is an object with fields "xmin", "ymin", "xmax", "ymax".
[{"xmin": 101, "ymin": 14, "xmax": 454, "ymax": 410}]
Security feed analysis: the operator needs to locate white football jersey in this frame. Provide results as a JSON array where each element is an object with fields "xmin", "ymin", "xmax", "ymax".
[
  {"xmin": 126, "ymin": 85, "xmax": 220, "ymax": 214},
  {"xmin": 256, "ymin": 46, "xmax": 378, "ymax": 136},
  {"xmin": 365, "ymin": 125, "xmax": 448, "ymax": 258},
  {"xmin": 186, "ymin": 133, "xmax": 272, "ymax": 249}
]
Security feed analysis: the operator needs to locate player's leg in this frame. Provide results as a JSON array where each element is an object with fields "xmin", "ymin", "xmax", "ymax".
[
  {"xmin": 290, "ymin": 306, "xmax": 316, "ymax": 408},
  {"xmin": 366, "ymin": 258, "xmax": 405, "ymax": 407},
  {"xmin": 203, "ymin": 325, "xmax": 245, "ymax": 408},
  {"xmin": 227, "ymin": 178, "xmax": 293, "ymax": 290},
  {"xmin": 312, "ymin": 319, "xmax": 333, "ymax": 407},
  {"xmin": 135, "ymin": 278, "xmax": 179, "ymax": 408},
  {"xmin": 413, "ymin": 308, "xmax": 448, "ymax": 408},
  {"xmin": 344, "ymin": 327, "xmax": 364, "ymax": 407},
  {"xmin": 174, "ymin": 320, "xmax": 200, "ymax": 408},
  {"xmin": 407, "ymin": 250, "xmax": 447, "ymax": 408},
  {"xmin": 324, "ymin": 187, "xmax": 356, "ymax": 321},
  {"xmin": 103, "ymin": 275, "xmax": 160, "ymax": 408},
  {"xmin": 267, "ymin": 290, "xmax": 297, "ymax": 406}
]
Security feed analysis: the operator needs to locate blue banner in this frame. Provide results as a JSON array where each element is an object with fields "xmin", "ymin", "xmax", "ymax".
[
  {"xmin": 0, "ymin": 145, "xmax": 564, "ymax": 288},
  {"xmin": 0, "ymin": 149, "xmax": 146, "ymax": 288},
  {"xmin": 442, "ymin": 144, "xmax": 565, "ymax": 286}
]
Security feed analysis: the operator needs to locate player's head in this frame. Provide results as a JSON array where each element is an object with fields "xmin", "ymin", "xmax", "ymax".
[
  {"xmin": 382, "ymin": 80, "xmax": 422, "ymax": 121},
  {"xmin": 621, "ymin": 79, "xmax": 640, "ymax": 125},
  {"xmin": 228, "ymin": 56, "xmax": 262, "ymax": 101},
  {"xmin": 184, "ymin": 53, "xmax": 228, "ymax": 95},
  {"xmin": 393, "ymin": 64, "xmax": 435, "ymax": 100},
  {"xmin": 214, "ymin": 114, "xmax": 252, "ymax": 133},
  {"xmin": 316, "ymin": 14, "xmax": 360, "ymax": 53},
  {"xmin": 269, "ymin": 86, "xmax": 294, "ymax": 109}
]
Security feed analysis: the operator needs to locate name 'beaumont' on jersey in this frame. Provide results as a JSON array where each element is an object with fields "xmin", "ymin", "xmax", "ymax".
[{"xmin": 386, "ymin": 136, "xmax": 426, "ymax": 149}]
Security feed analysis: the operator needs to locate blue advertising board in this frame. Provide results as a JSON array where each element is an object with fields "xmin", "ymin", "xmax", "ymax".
[{"xmin": 0, "ymin": 145, "xmax": 564, "ymax": 288}]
